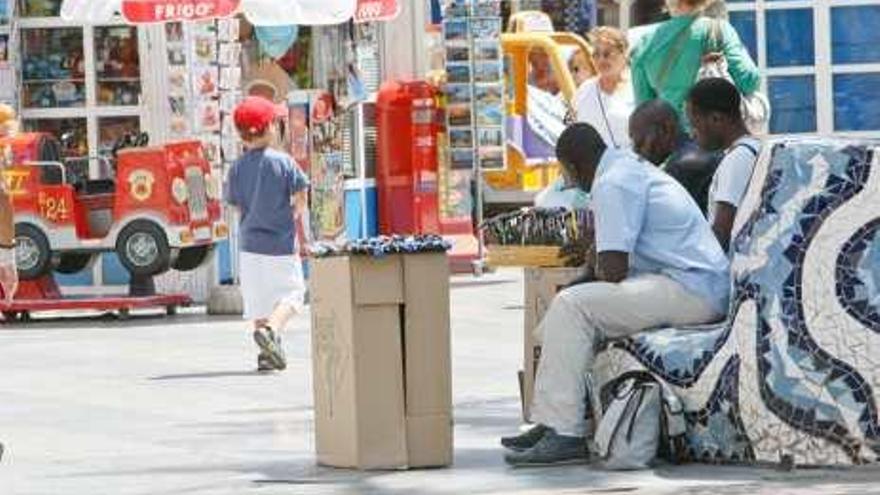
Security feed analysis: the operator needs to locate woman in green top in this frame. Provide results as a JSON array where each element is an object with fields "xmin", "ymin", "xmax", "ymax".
[{"xmin": 630, "ymin": 0, "xmax": 760, "ymax": 129}]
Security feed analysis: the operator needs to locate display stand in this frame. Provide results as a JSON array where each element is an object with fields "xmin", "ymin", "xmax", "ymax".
[{"xmin": 441, "ymin": 0, "xmax": 506, "ymax": 274}]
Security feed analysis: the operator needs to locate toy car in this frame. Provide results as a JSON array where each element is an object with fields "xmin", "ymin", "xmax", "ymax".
[{"xmin": 0, "ymin": 132, "xmax": 228, "ymax": 280}]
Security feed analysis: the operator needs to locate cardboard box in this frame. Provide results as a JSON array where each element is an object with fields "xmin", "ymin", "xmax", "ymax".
[
  {"xmin": 311, "ymin": 253, "xmax": 452, "ymax": 470},
  {"xmin": 521, "ymin": 267, "xmax": 583, "ymax": 422}
]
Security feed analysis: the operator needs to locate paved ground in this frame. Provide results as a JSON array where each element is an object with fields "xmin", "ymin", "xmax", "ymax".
[{"xmin": 2, "ymin": 269, "xmax": 880, "ymax": 494}]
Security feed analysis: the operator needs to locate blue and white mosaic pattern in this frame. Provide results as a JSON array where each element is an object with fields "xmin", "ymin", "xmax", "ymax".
[
  {"xmin": 837, "ymin": 219, "xmax": 880, "ymax": 332},
  {"xmin": 594, "ymin": 139, "xmax": 880, "ymax": 466}
]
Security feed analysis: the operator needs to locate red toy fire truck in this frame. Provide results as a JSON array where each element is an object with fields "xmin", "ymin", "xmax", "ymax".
[{"xmin": 1, "ymin": 132, "xmax": 227, "ymax": 281}]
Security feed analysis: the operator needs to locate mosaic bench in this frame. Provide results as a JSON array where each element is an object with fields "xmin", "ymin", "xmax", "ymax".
[{"xmin": 593, "ymin": 139, "xmax": 880, "ymax": 466}]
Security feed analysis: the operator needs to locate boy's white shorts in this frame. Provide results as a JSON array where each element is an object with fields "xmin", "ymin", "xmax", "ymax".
[{"xmin": 239, "ymin": 251, "xmax": 306, "ymax": 320}]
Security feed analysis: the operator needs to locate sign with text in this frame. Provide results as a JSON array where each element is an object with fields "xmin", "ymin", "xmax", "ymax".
[
  {"xmin": 122, "ymin": 0, "xmax": 241, "ymax": 23},
  {"xmin": 354, "ymin": 0, "xmax": 399, "ymax": 23}
]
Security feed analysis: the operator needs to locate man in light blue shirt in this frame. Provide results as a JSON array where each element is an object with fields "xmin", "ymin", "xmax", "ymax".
[
  {"xmin": 503, "ymin": 123, "xmax": 730, "ymax": 466},
  {"xmin": 590, "ymin": 147, "xmax": 730, "ymax": 316}
]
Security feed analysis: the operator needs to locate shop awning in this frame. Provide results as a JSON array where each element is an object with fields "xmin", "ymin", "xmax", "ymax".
[{"xmin": 60, "ymin": 0, "xmax": 359, "ymax": 26}]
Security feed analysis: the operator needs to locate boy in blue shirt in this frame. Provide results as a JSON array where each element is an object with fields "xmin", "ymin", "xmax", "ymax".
[{"xmin": 225, "ymin": 96, "xmax": 309, "ymax": 372}]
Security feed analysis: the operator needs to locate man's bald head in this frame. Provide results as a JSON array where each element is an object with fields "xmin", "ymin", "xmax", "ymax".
[
  {"xmin": 629, "ymin": 99, "xmax": 681, "ymax": 166},
  {"xmin": 630, "ymin": 99, "xmax": 678, "ymax": 132}
]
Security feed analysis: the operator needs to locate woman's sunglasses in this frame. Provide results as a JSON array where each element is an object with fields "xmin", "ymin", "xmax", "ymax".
[{"xmin": 594, "ymin": 49, "xmax": 621, "ymax": 60}]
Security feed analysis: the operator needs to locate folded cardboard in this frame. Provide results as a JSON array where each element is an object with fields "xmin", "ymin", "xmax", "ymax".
[
  {"xmin": 522, "ymin": 267, "xmax": 583, "ymax": 422},
  {"xmin": 402, "ymin": 254, "xmax": 453, "ymax": 468},
  {"xmin": 311, "ymin": 253, "xmax": 452, "ymax": 470}
]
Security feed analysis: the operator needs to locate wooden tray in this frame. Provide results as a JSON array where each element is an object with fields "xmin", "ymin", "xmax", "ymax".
[{"xmin": 486, "ymin": 245, "xmax": 564, "ymax": 268}]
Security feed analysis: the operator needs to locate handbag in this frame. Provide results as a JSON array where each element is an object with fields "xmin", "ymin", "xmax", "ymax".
[
  {"xmin": 699, "ymin": 19, "xmax": 770, "ymax": 134},
  {"xmin": 593, "ymin": 371, "xmax": 688, "ymax": 470}
]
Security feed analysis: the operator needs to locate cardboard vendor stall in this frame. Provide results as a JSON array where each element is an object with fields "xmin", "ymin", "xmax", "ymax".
[{"xmin": 311, "ymin": 251, "xmax": 452, "ymax": 470}]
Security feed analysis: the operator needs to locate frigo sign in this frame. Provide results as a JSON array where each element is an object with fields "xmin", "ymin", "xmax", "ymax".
[{"xmin": 122, "ymin": 0, "xmax": 241, "ymax": 23}]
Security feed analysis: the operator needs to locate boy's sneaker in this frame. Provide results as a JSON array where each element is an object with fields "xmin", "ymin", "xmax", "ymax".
[
  {"xmin": 253, "ymin": 326, "xmax": 287, "ymax": 371},
  {"xmin": 257, "ymin": 353, "xmax": 275, "ymax": 372}
]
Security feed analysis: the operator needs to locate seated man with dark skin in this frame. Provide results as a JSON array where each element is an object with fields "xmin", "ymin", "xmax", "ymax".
[
  {"xmin": 563, "ymin": 99, "xmax": 719, "ymax": 285},
  {"xmin": 630, "ymin": 99, "xmax": 723, "ymax": 213},
  {"xmin": 501, "ymin": 123, "xmax": 730, "ymax": 466}
]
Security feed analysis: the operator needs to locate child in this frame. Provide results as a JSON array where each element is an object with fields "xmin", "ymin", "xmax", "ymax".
[{"xmin": 225, "ymin": 96, "xmax": 309, "ymax": 372}]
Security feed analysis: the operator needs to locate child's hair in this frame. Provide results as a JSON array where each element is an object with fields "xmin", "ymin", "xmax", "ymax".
[
  {"xmin": 588, "ymin": 26, "xmax": 629, "ymax": 56},
  {"xmin": 236, "ymin": 123, "xmax": 271, "ymax": 143}
]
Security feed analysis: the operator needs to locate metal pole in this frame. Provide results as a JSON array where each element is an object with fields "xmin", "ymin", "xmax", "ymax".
[
  {"xmin": 620, "ymin": 0, "xmax": 632, "ymax": 29},
  {"xmin": 473, "ymin": 141, "xmax": 486, "ymax": 277},
  {"xmin": 470, "ymin": 6, "xmax": 487, "ymax": 277},
  {"xmin": 357, "ymin": 103, "xmax": 368, "ymax": 238}
]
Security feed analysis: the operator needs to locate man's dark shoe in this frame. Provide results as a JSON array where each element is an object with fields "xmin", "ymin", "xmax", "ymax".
[
  {"xmin": 253, "ymin": 327, "xmax": 286, "ymax": 371},
  {"xmin": 504, "ymin": 429, "xmax": 588, "ymax": 467},
  {"xmin": 501, "ymin": 424, "xmax": 551, "ymax": 452}
]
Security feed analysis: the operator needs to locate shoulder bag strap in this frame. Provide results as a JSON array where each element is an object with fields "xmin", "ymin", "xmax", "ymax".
[
  {"xmin": 731, "ymin": 140, "xmax": 759, "ymax": 157},
  {"xmin": 704, "ymin": 18, "xmax": 724, "ymax": 54},
  {"xmin": 596, "ymin": 85, "xmax": 619, "ymax": 148},
  {"xmin": 656, "ymin": 16, "xmax": 699, "ymax": 89}
]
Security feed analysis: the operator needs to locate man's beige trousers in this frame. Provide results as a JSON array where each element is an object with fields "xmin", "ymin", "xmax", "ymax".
[{"xmin": 530, "ymin": 274, "xmax": 721, "ymax": 437}]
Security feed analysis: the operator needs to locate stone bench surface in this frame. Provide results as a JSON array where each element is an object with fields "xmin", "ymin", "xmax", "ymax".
[{"xmin": 594, "ymin": 139, "xmax": 880, "ymax": 467}]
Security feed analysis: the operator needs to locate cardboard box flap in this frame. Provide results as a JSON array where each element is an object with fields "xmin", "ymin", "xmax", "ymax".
[
  {"xmin": 353, "ymin": 305, "xmax": 408, "ymax": 469},
  {"xmin": 311, "ymin": 257, "xmax": 358, "ymax": 466},
  {"xmin": 403, "ymin": 254, "xmax": 452, "ymax": 416},
  {"xmin": 352, "ymin": 256, "xmax": 405, "ymax": 306}
]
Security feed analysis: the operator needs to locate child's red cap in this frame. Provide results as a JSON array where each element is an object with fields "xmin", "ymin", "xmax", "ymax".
[{"xmin": 233, "ymin": 96, "xmax": 285, "ymax": 134}]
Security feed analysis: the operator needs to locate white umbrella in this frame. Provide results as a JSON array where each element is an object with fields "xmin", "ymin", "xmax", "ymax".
[
  {"xmin": 60, "ymin": 0, "xmax": 357, "ymax": 26},
  {"xmin": 242, "ymin": 0, "xmax": 356, "ymax": 26}
]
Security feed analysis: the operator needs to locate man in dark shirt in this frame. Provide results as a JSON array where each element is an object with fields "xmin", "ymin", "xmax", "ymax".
[{"xmin": 629, "ymin": 99, "xmax": 722, "ymax": 214}]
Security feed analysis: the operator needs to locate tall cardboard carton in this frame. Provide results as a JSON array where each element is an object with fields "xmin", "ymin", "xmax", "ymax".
[
  {"xmin": 402, "ymin": 254, "xmax": 453, "ymax": 467},
  {"xmin": 311, "ymin": 253, "xmax": 452, "ymax": 470},
  {"xmin": 521, "ymin": 267, "xmax": 583, "ymax": 422}
]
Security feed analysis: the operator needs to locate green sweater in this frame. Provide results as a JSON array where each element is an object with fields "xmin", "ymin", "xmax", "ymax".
[{"xmin": 631, "ymin": 15, "xmax": 760, "ymax": 129}]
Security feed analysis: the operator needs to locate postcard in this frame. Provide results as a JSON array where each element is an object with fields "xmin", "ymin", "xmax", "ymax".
[
  {"xmin": 479, "ymin": 147, "xmax": 505, "ymax": 170},
  {"xmin": 451, "ymin": 148, "xmax": 475, "ymax": 170},
  {"xmin": 474, "ymin": 61, "xmax": 502, "ymax": 83},
  {"xmin": 477, "ymin": 128, "xmax": 504, "ymax": 148},
  {"xmin": 447, "ymin": 63, "xmax": 472, "ymax": 84},
  {"xmin": 476, "ymin": 102, "xmax": 503, "ymax": 126},
  {"xmin": 444, "ymin": 19, "xmax": 469, "ymax": 42},
  {"xmin": 474, "ymin": 84, "xmax": 503, "ymax": 105},
  {"xmin": 445, "ymin": 83, "xmax": 472, "ymax": 103},
  {"xmin": 447, "ymin": 104, "xmax": 473, "ymax": 127},
  {"xmin": 446, "ymin": 46, "xmax": 471, "ymax": 63},
  {"xmin": 471, "ymin": 18, "xmax": 501, "ymax": 40},
  {"xmin": 449, "ymin": 128, "xmax": 474, "ymax": 148}
]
